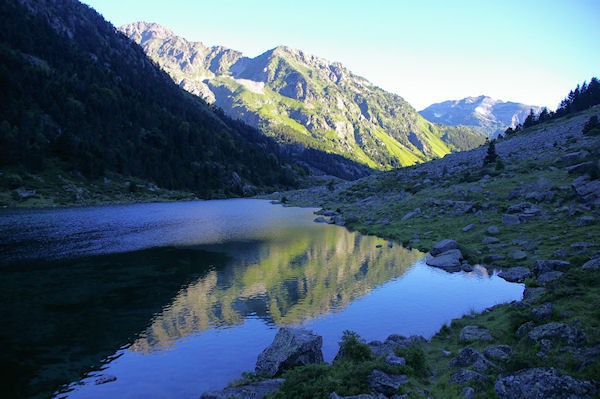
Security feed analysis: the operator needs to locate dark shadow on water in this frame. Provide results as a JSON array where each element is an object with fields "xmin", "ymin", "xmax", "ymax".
[{"xmin": 0, "ymin": 246, "xmax": 229, "ymax": 399}]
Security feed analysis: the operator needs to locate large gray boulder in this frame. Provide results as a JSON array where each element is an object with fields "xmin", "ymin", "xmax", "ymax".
[
  {"xmin": 431, "ymin": 239, "xmax": 459, "ymax": 256},
  {"xmin": 494, "ymin": 367, "xmax": 596, "ymax": 398},
  {"xmin": 497, "ymin": 267, "xmax": 532, "ymax": 283},
  {"xmin": 255, "ymin": 328, "xmax": 323, "ymax": 377},
  {"xmin": 459, "ymin": 326, "xmax": 494, "ymax": 343},
  {"xmin": 367, "ymin": 370, "xmax": 408, "ymax": 396},
  {"xmin": 483, "ymin": 345, "xmax": 513, "ymax": 361},
  {"xmin": 449, "ymin": 347, "xmax": 496, "ymax": 371},
  {"xmin": 533, "ymin": 260, "xmax": 571, "ymax": 274},
  {"xmin": 426, "ymin": 248, "xmax": 463, "ymax": 272},
  {"xmin": 449, "ymin": 369, "xmax": 490, "ymax": 385},
  {"xmin": 201, "ymin": 379, "xmax": 285, "ymax": 399},
  {"xmin": 367, "ymin": 335, "xmax": 425, "ymax": 357},
  {"xmin": 528, "ymin": 322, "xmax": 586, "ymax": 346},
  {"xmin": 582, "ymin": 257, "xmax": 600, "ymax": 269},
  {"xmin": 537, "ymin": 271, "xmax": 563, "ymax": 285}
]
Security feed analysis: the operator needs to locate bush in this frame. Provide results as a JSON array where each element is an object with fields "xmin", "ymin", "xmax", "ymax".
[
  {"xmin": 394, "ymin": 344, "xmax": 428, "ymax": 377},
  {"xmin": 582, "ymin": 115, "xmax": 600, "ymax": 136},
  {"xmin": 336, "ymin": 330, "xmax": 373, "ymax": 363}
]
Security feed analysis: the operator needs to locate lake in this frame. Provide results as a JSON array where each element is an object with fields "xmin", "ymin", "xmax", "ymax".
[{"xmin": 0, "ymin": 199, "xmax": 523, "ymax": 398}]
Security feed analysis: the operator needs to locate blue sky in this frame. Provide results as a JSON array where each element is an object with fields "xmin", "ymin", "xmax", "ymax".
[{"xmin": 83, "ymin": 0, "xmax": 599, "ymax": 110}]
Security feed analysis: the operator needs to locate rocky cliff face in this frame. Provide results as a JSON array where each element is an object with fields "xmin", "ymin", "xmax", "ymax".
[
  {"xmin": 420, "ymin": 96, "xmax": 543, "ymax": 138},
  {"xmin": 121, "ymin": 22, "xmax": 486, "ymax": 170}
]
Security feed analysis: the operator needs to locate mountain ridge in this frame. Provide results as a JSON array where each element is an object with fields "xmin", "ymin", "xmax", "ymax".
[{"xmin": 120, "ymin": 22, "xmax": 487, "ymax": 170}]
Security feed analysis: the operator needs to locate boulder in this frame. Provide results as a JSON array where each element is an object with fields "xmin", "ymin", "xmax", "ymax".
[
  {"xmin": 367, "ymin": 370, "xmax": 408, "ymax": 396},
  {"xmin": 502, "ymin": 214, "xmax": 521, "ymax": 225},
  {"xmin": 582, "ymin": 257, "xmax": 600, "ymax": 269},
  {"xmin": 401, "ymin": 208, "xmax": 421, "ymax": 221},
  {"xmin": 487, "ymin": 225, "xmax": 499, "ymax": 235},
  {"xmin": 576, "ymin": 216, "xmax": 596, "ymax": 226},
  {"xmin": 537, "ymin": 271, "xmax": 563, "ymax": 285},
  {"xmin": 522, "ymin": 287, "xmax": 545, "ymax": 302},
  {"xmin": 425, "ymin": 249, "xmax": 463, "ymax": 272},
  {"xmin": 255, "ymin": 328, "xmax": 323, "ymax": 377},
  {"xmin": 528, "ymin": 322, "xmax": 586, "ymax": 346},
  {"xmin": 449, "ymin": 369, "xmax": 490, "ymax": 385},
  {"xmin": 482, "ymin": 236, "xmax": 500, "ymax": 244},
  {"xmin": 497, "ymin": 267, "xmax": 532, "ymax": 283},
  {"xmin": 431, "ymin": 239, "xmax": 459, "ymax": 256},
  {"xmin": 449, "ymin": 347, "xmax": 496, "ymax": 371},
  {"xmin": 507, "ymin": 202, "xmax": 532, "ymax": 213},
  {"xmin": 461, "ymin": 387, "xmax": 475, "ymax": 399},
  {"xmin": 314, "ymin": 216, "xmax": 327, "ymax": 223},
  {"xmin": 384, "ymin": 353, "xmax": 406, "ymax": 367},
  {"xmin": 462, "ymin": 223, "xmax": 475, "ymax": 232},
  {"xmin": 368, "ymin": 335, "xmax": 425, "ymax": 357},
  {"xmin": 509, "ymin": 250, "xmax": 527, "ymax": 260},
  {"xmin": 516, "ymin": 321, "xmax": 536, "ymax": 338},
  {"xmin": 201, "ymin": 379, "xmax": 285, "ymax": 399},
  {"xmin": 494, "ymin": 367, "xmax": 596, "ymax": 399},
  {"xmin": 484, "ymin": 254, "xmax": 505, "ymax": 263},
  {"xmin": 531, "ymin": 302, "xmax": 554, "ymax": 321},
  {"xmin": 567, "ymin": 161, "xmax": 595, "ymax": 174},
  {"xmin": 572, "ymin": 178, "xmax": 600, "ymax": 203},
  {"xmin": 533, "ymin": 260, "xmax": 571, "ymax": 274},
  {"xmin": 94, "ymin": 375, "xmax": 117, "ymax": 385},
  {"xmin": 459, "ymin": 326, "xmax": 494, "ymax": 343},
  {"xmin": 483, "ymin": 345, "xmax": 513, "ymax": 361}
]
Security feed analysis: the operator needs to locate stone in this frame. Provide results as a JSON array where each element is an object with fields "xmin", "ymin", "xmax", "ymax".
[
  {"xmin": 483, "ymin": 345, "xmax": 513, "ymax": 361},
  {"xmin": 314, "ymin": 216, "xmax": 327, "ymax": 223},
  {"xmin": 459, "ymin": 326, "xmax": 493, "ymax": 343},
  {"xmin": 497, "ymin": 267, "xmax": 532, "ymax": 283},
  {"xmin": 532, "ymin": 302, "xmax": 554, "ymax": 321},
  {"xmin": 201, "ymin": 379, "xmax": 285, "ymax": 399},
  {"xmin": 522, "ymin": 287, "xmax": 545, "ymax": 302},
  {"xmin": 368, "ymin": 370, "xmax": 408, "ymax": 396},
  {"xmin": 533, "ymin": 260, "xmax": 571, "ymax": 274},
  {"xmin": 572, "ymin": 179, "xmax": 600, "ymax": 203},
  {"xmin": 461, "ymin": 387, "xmax": 475, "ymax": 399},
  {"xmin": 494, "ymin": 367, "xmax": 596, "ymax": 399},
  {"xmin": 94, "ymin": 375, "xmax": 117, "ymax": 385},
  {"xmin": 528, "ymin": 322, "xmax": 586, "ymax": 346},
  {"xmin": 401, "ymin": 208, "xmax": 421, "ymax": 221},
  {"xmin": 567, "ymin": 161, "xmax": 595, "ymax": 174},
  {"xmin": 561, "ymin": 151, "xmax": 589, "ymax": 163},
  {"xmin": 537, "ymin": 271, "xmax": 563, "ymax": 285},
  {"xmin": 582, "ymin": 257, "xmax": 600, "ymax": 269},
  {"xmin": 430, "ymin": 239, "xmax": 459, "ymax": 256},
  {"xmin": 462, "ymin": 223, "xmax": 475, "ymax": 232},
  {"xmin": 507, "ymin": 202, "xmax": 532, "ymax": 213},
  {"xmin": 502, "ymin": 214, "xmax": 521, "ymax": 225},
  {"xmin": 449, "ymin": 347, "xmax": 496, "ymax": 371},
  {"xmin": 425, "ymin": 249, "xmax": 463, "ymax": 272},
  {"xmin": 516, "ymin": 321, "xmax": 536, "ymax": 338},
  {"xmin": 322, "ymin": 210, "xmax": 338, "ymax": 217},
  {"xmin": 552, "ymin": 248, "xmax": 568, "ymax": 257},
  {"xmin": 334, "ymin": 215, "xmax": 345, "ymax": 226},
  {"xmin": 482, "ymin": 236, "xmax": 500, "ymax": 244},
  {"xmin": 576, "ymin": 216, "xmax": 596, "ymax": 226},
  {"xmin": 255, "ymin": 328, "xmax": 323, "ymax": 377},
  {"xmin": 487, "ymin": 225, "xmax": 499, "ymax": 235},
  {"xmin": 384, "ymin": 353, "xmax": 406, "ymax": 367},
  {"xmin": 484, "ymin": 254, "xmax": 505, "ymax": 263},
  {"xmin": 449, "ymin": 369, "xmax": 490, "ymax": 385},
  {"xmin": 509, "ymin": 250, "xmax": 527, "ymax": 260},
  {"xmin": 367, "ymin": 335, "xmax": 424, "ymax": 358}
]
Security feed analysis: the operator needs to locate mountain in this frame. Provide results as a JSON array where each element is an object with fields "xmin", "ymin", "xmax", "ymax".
[
  {"xmin": 419, "ymin": 96, "xmax": 543, "ymax": 138},
  {"xmin": 0, "ymin": 0, "xmax": 308, "ymax": 200},
  {"xmin": 120, "ymin": 22, "xmax": 486, "ymax": 170}
]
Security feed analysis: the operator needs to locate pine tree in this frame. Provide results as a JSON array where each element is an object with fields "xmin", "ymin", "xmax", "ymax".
[{"xmin": 483, "ymin": 140, "xmax": 498, "ymax": 166}]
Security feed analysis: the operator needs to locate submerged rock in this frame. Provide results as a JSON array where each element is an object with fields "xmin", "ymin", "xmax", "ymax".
[
  {"xmin": 201, "ymin": 379, "xmax": 285, "ymax": 399},
  {"xmin": 494, "ymin": 367, "xmax": 596, "ymax": 399},
  {"xmin": 255, "ymin": 328, "xmax": 323, "ymax": 377}
]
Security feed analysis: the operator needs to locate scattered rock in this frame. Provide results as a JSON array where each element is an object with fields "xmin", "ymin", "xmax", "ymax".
[
  {"xmin": 498, "ymin": 267, "xmax": 532, "ymax": 283},
  {"xmin": 201, "ymin": 379, "xmax": 285, "ymax": 399},
  {"xmin": 449, "ymin": 369, "xmax": 490, "ymax": 385},
  {"xmin": 368, "ymin": 370, "xmax": 408, "ymax": 396},
  {"xmin": 576, "ymin": 216, "xmax": 596, "ymax": 226},
  {"xmin": 449, "ymin": 347, "xmax": 496, "ymax": 371},
  {"xmin": 430, "ymin": 239, "xmax": 459, "ymax": 256},
  {"xmin": 384, "ymin": 353, "xmax": 406, "ymax": 367},
  {"xmin": 401, "ymin": 208, "xmax": 421, "ymax": 221},
  {"xmin": 509, "ymin": 250, "xmax": 527, "ymax": 260},
  {"xmin": 367, "ymin": 335, "xmax": 425, "ymax": 357},
  {"xmin": 494, "ymin": 367, "xmax": 596, "ymax": 399},
  {"xmin": 483, "ymin": 345, "xmax": 513, "ymax": 361},
  {"xmin": 533, "ymin": 260, "xmax": 571, "ymax": 274},
  {"xmin": 255, "ymin": 328, "xmax": 324, "ymax": 377},
  {"xmin": 516, "ymin": 321, "xmax": 536, "ymax": 338},
  {"xmin": 532, "ymin": 302, "xmax": 554, "ymax": 321},
  {"xmin": 459, "ymin": 326, "xmax": 493, "ymax": 343},
  {"xmin": 487, "ymin": 225, "xmax": 499, "ymax": 235},
  {"xmin": 522, "ymin": 287, "xmax": 545, "ymax": 302},
  {"xmin": 322, "ymin": 210, "xmax": 338, "ymax": 217},
  {"xmin": 461, "ymin": 387, "xmax": 475, "ymax": 399},
  {"xmin": 582, "ymin": 257, "xmax": 600, "ymax": 269},
  {"xmin": 507, "ymin": 202, "xmax": 532, "ymax": 213},
  {"xmin": 502, "ymin": 214, "xmax": 521, "ymax": 225},
  {"xmin": 528, "ymin": 322, "xmax": 586, "ymax": 346},
  {"xmin": 462, "ymin": 223, "xmax": 475, "ymax": 232},
  {"xmin": 572, "ymin": 178, "xmax": 600, "ymax": 204},
  {"xmin": 482, "ymin": 236, "xmax": 500, "ymax": 244},
  {"xmin": 537, "ymin": 271, "xmax": 564, "ymax": 285},
  {"xmin": 484, "ymin": 254, "xmax": 505, "ymax": 263},
  {"xmin": 567, "ymin": 161, "xmax": 595, "ymax": 174},
  {"xmin": 94, "ymin": 375, "xmax": 117, "ymax": 385},
  {"xmin": 314, "ymin": 216, "xmax": 327, "ymax": 223},
  {"xmin": 552, "ymin": 248, "xmax": 568, "ymax": 258}
]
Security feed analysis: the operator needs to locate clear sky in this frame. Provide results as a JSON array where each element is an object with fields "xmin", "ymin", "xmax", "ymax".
[{"xmin": 82, "ymin": 0, "xmax": 599, "ymax": 110}]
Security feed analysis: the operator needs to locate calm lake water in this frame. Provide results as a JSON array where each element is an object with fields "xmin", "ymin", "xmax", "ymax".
[{"xmin": 0, "ymin": 199, "xmax": 523, "ymax": 399}]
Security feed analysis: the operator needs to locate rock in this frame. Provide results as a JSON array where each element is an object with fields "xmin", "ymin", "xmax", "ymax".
[
  {"xmin": 484, "ymin": 254, "xmax": 505, "ymax": 263},
  {"xmin": 384, "ymin": 353, "xmax": 406, "ymax": 367},
  {"xmin": 401, "ymin": 208, "xmax": 421, "ymax": 221},
  {"xmin": 487, "ymin": 225, "xmax": 499, "ymax": 235},
  {"xmin": 532, "ymin": 302, "xmax": 554, "ymax": 321},
  {"xmin": 561, "ymin": 151, "xmax": 589, "ymax": 163},
  {"xmin": 582, "ymin": 257, "xmax": 600, "ymax": 269},
  {"xmin": 576, "ymin": 216, "xmax": 596, "ymax": 226},
  {"xmin": 483, "ymin": 345, "xmax": 513, "ymax": 361},
  {"xmin": 507, "ymin": 202, "xmax": 532, "ymax": 213},
  {"xmin": 516, "ymin": 321, "xmax": 535, "ymax": 338},
  {"xmin": 502, "ymin": 214, "xmax": 521, "ymax": 225},
  {"xmin": 462, "ymin": 223, "xmax": 475, "ymax": 232},
  {"xmin": 528, "ymin": 322, "xmax": 586, "ymax": 346},
  {"xmin": 368, "ymin": 370, "xmax": 408, "ymax": 396},
  {"xmin": 449, "ymin": 347, "xmax": 496, "ymax": 371},
  {"xmin": 567, "ymin": 161, "xmax": 595, "ymax": 174},
  {"xmin": 571, "ymin": 242, "xmax": 597, "ymax": 250},
  {"xmin": 334, "ymin": 215, "xmax": 345, "ymax": 226},
  {"xmin": 461, "ymin": 263, "xmax": 474, "ymax": 272},
  {"xmin": 449, "ymin": 369, "xmax": 490, "ymax": 385},
  {"xmin": 461, "ymin": 387, "xmax": 475, "ymax": 399},
  {"xmin": 498, "ymin": 267, "xmax": 532, "ymax": 283},
  {"xmin": 552, "ymin": 248, "xmax": 568, "ymax": 258},
  {"xmin": 459, "ymin": 326, "xmax": 493, "ymax": 343},
  {"xmin": 94, "ymin": 375, "xmax": 117, "ymax": 385},
  {"xmin": 572, "ymin": 178, "xmax": 600, "ymax": 203},
  {"xmin": 494, "ymin": 367, "xmax": 596, "ymax": 399},
  {"xmin": 430, "ymin": 239, "xmax": 459, "ymax": 256},
  {"xmin": 327, "ymin": 218, "xmax": 336, "ymax": 224},
  {"xmin": 522, "ymin": 287, "xmax": 545, "ymax": 302},
  {"xmin": 533, "ymin": 260, "xmax": 571, "ymax": 274},
  {"xmin": 425, "ymin": 249, "xmax": 463, "ymax": 272},
  {"xmin": 482, "ymin": 236, "xmax": 500, "ymax": 244},
  {"xmin": 509, "ymin": 250, "xmax": 527, "ymax": 260},
  {"xmin": 255, "ymin": 328, "xmax": 323, "ymax": 377},
  {"xmin": 537, "ymin": 271, "xmax": 563, "ymax": 285},
  {"xmin": 201, "ymin": 379, "xmax": 285, "ymax": 399},
  {"xmin": 314, "ymin": 216, "xmax": 327, "ymax": 223},
  {"xmin": 322, "ymin": 210, "xmax": 338, "ymax": 217}
]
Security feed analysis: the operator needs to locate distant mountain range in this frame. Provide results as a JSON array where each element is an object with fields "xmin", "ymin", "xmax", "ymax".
[
  {"xmin": 121, "ymin": 22, "xmax": 486, "ymax": 170},
  {"xmin": 419, "ymin": 96, "xmax": 543, "ymax": 138}
]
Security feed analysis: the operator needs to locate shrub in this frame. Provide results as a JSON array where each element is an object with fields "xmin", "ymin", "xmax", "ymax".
[
  {"xmin": 336, "ymin": 330, "xmax": 373, "ymax": 363},
  {"xmin": 394, "ymin": 344, "xmax": 428, "ymax": 377},
  {"xmin": 582, "ymin": 115, "xmax": 600, "ymax": 136}
]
